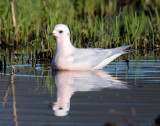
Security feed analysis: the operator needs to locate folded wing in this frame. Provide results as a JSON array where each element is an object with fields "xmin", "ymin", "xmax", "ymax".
[{"xmin": 71, "ymin": 45, "xmax": 132, "ymax": 68}]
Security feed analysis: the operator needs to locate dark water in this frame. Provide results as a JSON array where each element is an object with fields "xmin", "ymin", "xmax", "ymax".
[{"xmin": 0, "ymin": 50, "xmax": 160, "ymax": 126}]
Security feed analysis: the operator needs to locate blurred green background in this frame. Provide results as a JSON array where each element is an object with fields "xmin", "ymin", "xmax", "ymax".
[{"xmin": 0, "ymin": 0, "xmax": 160, "ymax": 58}]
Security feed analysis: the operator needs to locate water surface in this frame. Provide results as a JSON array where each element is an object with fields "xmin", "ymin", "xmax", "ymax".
[{"xmin": 0, "ymin": 50, "xmax": 160, "ymax": 126}]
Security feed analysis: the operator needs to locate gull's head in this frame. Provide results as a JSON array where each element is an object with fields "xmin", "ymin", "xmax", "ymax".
[{"xmin": 49, "ymin": 24, "xmax": 70, "ymax": 39}]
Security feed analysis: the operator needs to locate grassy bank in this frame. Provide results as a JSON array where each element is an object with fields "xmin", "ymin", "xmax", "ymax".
[{"xmin": 0, "ymin": 0, "xmax": 160, "ymax": 58}]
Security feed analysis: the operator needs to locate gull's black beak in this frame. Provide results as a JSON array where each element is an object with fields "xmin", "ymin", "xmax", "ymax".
[{"xmin": 49, "ymin": 33, "xmax": 53, "ymax": 35}]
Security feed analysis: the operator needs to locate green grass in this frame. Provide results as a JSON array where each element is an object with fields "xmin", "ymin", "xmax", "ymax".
[{"xmin": 0, "ymin": 0, "xmax": 160, "ymax": 58}]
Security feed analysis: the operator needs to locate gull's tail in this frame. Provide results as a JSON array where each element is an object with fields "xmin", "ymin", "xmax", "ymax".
[
  {"xmin": 122, "ymin": 45, "xmax": 136, "ymax": 54},
  {"xmin": 113, "ymin": 45, "xmax": 136, "ymax": 54},
  {"xmin": 115, "ymin": 44, "xmax": 132, "ymax": 53},
  {"xmin": 94, "ymin": 45, "xmax": 134, "ymax": 69}
]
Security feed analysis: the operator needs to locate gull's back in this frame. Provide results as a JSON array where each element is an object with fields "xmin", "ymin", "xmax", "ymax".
[{"xmin": 70, "ymin": 45, "xmax": 131, "ymax": 70}]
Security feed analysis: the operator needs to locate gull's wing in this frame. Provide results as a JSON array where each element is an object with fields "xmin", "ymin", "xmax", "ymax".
[{"xmin": 71, "ymin": 45, "xmax": 132, "ymax": 68}]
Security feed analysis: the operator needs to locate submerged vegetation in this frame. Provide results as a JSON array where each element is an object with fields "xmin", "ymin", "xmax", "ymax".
[{"xmin": 0, "ymin": 0, "xmax": 160, "ymax": 58}]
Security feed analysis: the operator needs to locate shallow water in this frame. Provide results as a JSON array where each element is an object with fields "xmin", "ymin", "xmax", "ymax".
[{"xmin": 0, "ymin": 50, "xmax": 160, "ymax": 126}]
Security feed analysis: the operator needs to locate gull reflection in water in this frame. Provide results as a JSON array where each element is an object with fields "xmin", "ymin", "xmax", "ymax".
[{"xmin": 52, "ymin": 70, "xmax": 127, "ymax": 117}]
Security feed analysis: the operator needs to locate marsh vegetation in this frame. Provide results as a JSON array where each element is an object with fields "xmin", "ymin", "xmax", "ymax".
[{"xmin": 0, "ymin": 0, "xmax": 160, "ymax": 58}]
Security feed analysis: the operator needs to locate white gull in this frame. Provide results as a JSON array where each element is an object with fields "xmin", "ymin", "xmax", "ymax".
[{"xmin": 50, "ymin": 24, "xmax": 132, "ymax": 70}]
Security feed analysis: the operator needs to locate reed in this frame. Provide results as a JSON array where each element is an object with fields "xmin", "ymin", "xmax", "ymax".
[{"xmin": 0, "ymin": 0, "xmax": 160, "ymax": 58}]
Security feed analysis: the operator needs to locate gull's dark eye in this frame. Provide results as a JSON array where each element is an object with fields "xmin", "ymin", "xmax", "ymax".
[{"xmin": 59, "ymin": 30, "xmax": 63, "ymax": 33}]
